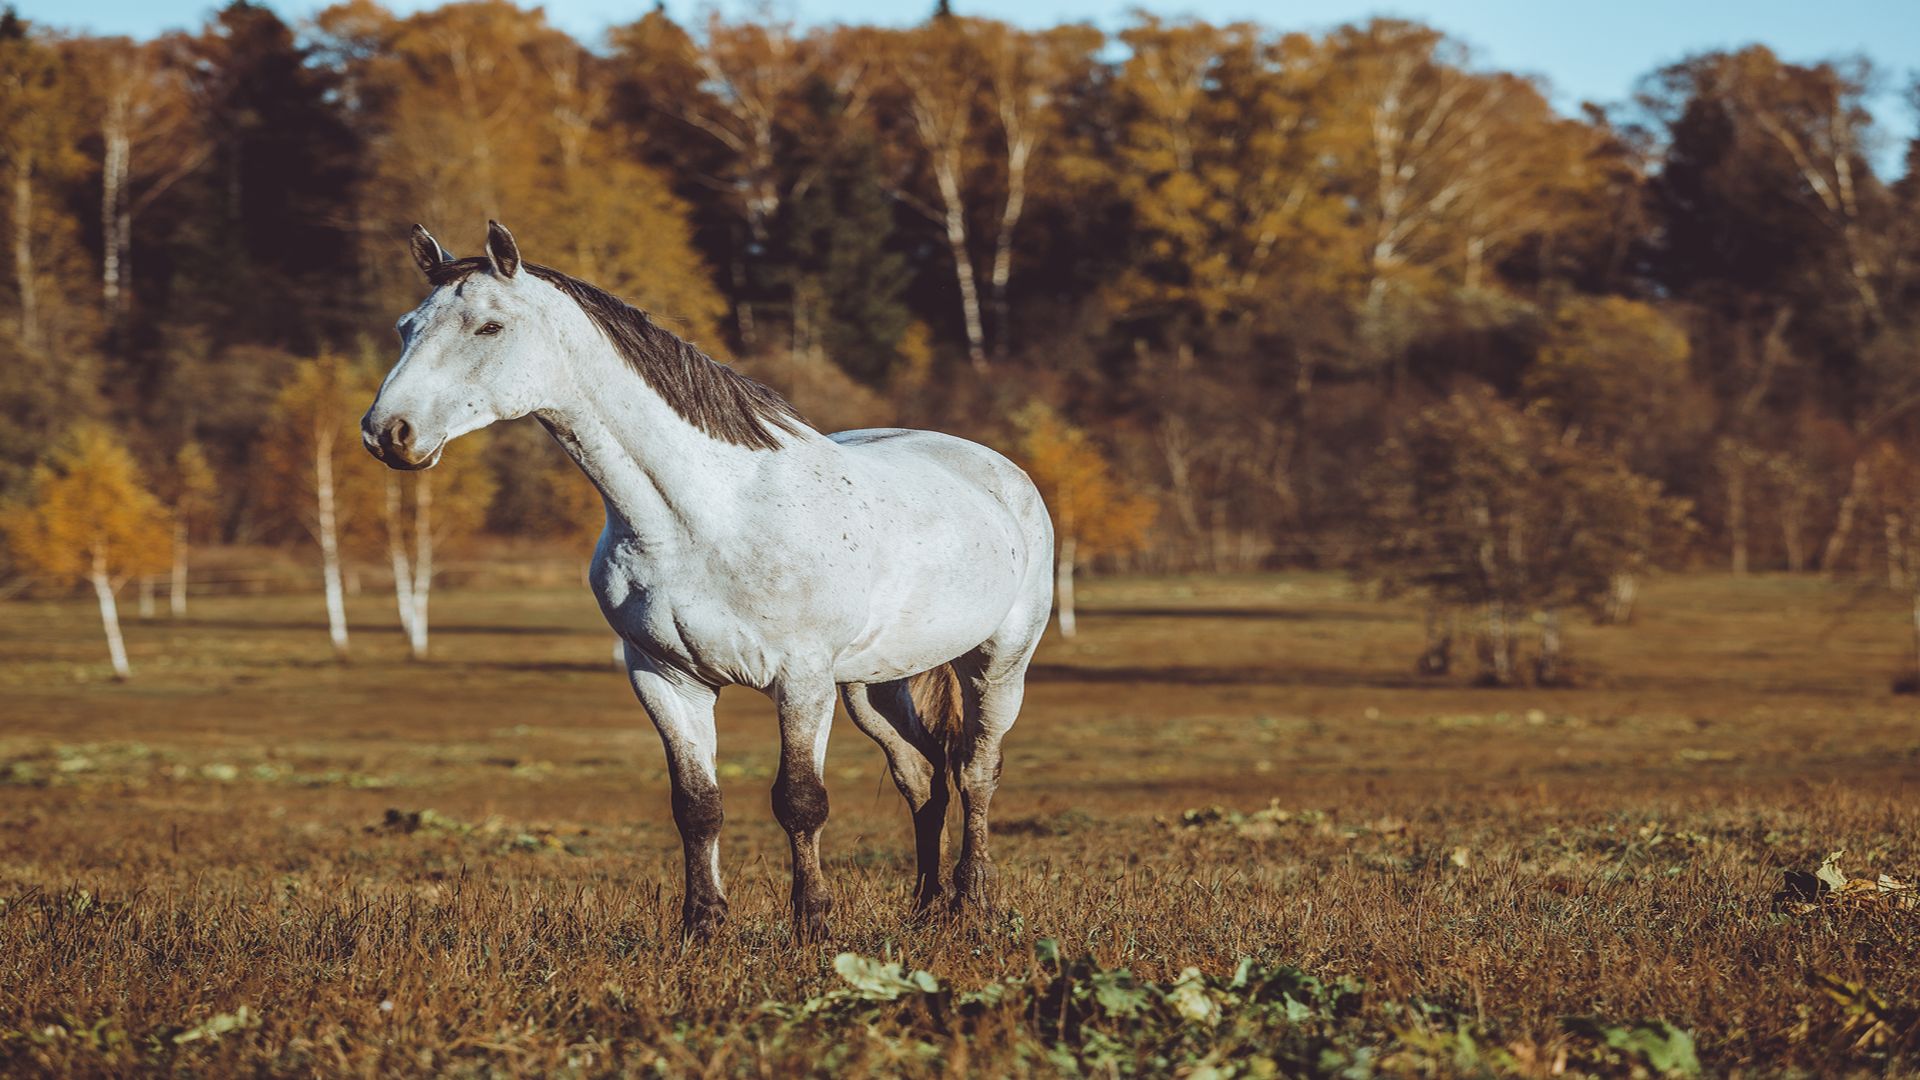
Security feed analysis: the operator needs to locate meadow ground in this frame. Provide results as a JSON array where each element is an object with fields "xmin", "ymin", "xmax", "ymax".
[{"xmin": 0, "ymin": 571, "xmax": 1916, "ymax": 1077}]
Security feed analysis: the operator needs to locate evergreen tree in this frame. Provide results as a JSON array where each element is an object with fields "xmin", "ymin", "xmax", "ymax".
[
  {"xmin": 784, "ymin": 131, "xmax": 912, "ymax": 386},
  {"xmin": 166, "ymin": 0, "xmax": 363, "ymax": 355}
]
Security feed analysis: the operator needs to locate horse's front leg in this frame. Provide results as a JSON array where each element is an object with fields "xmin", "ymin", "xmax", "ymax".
[
  {"xmin": 624, "ymin": 647, "xmax": 728, "ymax": 941},
  {"xmin": 772, "ymin": 677, "xmax": 837, "ymax": 943}
]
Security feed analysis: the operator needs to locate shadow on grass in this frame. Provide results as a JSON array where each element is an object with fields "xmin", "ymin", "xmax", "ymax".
[
  {"xmin": 1027, "ymin": 661, "xmax": 1430, "ymax": 690},
  {"xmin": 1081, "ymin": 605, "xmax": 1403, "ymax": 624},
  {"xmin": 168, "ymin": 618, "xmax": 588, "ymax": 637},
  {"xmin": 457, "ymin": 659, "xmax": 623, "ymax": 675}
]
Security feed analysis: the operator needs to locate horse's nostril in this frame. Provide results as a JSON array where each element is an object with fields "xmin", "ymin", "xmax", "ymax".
[{"xmin": 385, "ymin": 417, "xmax": 413, "ymax": 450}]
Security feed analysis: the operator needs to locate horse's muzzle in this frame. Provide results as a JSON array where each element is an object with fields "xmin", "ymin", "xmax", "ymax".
[{"xmin": 363, "ymin": 414, "xmax": 436, "ymax": 470}]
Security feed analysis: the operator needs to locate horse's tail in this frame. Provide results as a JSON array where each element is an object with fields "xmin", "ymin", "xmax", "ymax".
[{"xmin": 907, "ymin": 662, "xmax": 966, "ymax": 765}]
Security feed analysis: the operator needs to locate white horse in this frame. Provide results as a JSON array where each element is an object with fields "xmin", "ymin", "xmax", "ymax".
[{"xmin": 363, "ymin": 221, "xmax": 1053, "ymax": 941}]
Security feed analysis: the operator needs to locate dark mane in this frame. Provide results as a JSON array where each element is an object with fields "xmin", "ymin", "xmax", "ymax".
[{"xmin": 425, "ymin": 256, "xmax": 807, "ymax": 451}]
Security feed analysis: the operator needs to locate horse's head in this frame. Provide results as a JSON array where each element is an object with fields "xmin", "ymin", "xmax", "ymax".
[{"xmin": 363, "ymin": 221, "xmax": 557, "ymax": 470}]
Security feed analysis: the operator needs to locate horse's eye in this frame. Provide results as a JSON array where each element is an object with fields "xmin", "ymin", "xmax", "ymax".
[{"xmin": 476, "ymin": 321, "xmax": 504, "ymax": 336}]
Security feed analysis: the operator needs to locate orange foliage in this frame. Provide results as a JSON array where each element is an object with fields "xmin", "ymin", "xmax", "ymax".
[
  {"xmin": 3, "ymin": 423, "xmax": 169, "ymax": 584},
  {"xmin": 1013, "ymin": 402, "xmax": 1154, "ymax": 559}
]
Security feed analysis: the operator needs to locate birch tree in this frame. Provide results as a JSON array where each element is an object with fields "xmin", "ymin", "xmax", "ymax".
[
  {"xmin": 264, "ymin": 352, "xmax": 376, "ymax": 659},
  {"xmin": 0, "ymin": 14, "xmax": 82, "ymax": 353},
  {"xmin": 609, "ymin": 13, "xmax": 843, "ymax": 347},
  {"xmin": 154, "ymin": 440, "xmax": 215, "ymax": 617},
  {"xmin": 377, "ymin": 436, "xmax": 495, "ymax": 660},
  {"xmin": 4, "ymin": 424, "xmax": 169, "ymax": 678},
  {"xmin": 72, "ymin": 36, "xmax": 202, "ymax": 328},
  {"xmin": 972, "ymin": 21, "xmax": 1100, "ymax": 358},
  {"xmin": 1316, "ymin": 21, "xmax": 1553, "ymax": 373},
  {"xmin": 879, "ymin": 19, "xmax": 990, "ymax": 370}
]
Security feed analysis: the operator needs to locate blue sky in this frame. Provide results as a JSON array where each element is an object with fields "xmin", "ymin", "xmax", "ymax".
[{"xmin": 26, "ymin": 0, "xmax": 1920, "ymax": 165}]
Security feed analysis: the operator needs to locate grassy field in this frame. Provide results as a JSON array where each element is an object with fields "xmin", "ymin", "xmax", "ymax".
[{"xmin": 1, "ymin": 572, "xmax": 1916, "ymax": 1077}]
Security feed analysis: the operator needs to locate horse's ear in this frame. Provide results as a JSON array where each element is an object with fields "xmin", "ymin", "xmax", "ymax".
[
  {"xmin": 486, "ymin": 220, "xmax": 521, "ymax": 279},
  {"xmin": 409, "ymin": 224, "xmax": 451, "ymax": 278}
]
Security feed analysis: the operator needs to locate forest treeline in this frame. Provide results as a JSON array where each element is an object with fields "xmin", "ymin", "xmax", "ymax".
[{"xmin": 5, "ymin": 1, "xmax": 1920, "ymax": 679}]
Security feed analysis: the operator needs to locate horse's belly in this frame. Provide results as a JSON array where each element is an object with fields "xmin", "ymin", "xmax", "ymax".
[{"xmin": 829, "ymin": 512, "xmax": 1029, "ymax": 682}]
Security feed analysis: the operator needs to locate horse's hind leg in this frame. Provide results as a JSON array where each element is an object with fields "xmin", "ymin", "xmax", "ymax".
[
  {"xmin": 841, "ymin": 680, "xmax": 949, "ymax": 911},
  {"xmin": 950, "ymin": 656, "xmax": 1030, "ymax": 912}
]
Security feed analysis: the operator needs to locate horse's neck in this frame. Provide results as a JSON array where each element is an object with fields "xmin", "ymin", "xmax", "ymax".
[{"xmin": 537, "ymin": 335, "xmax": 770, "ymax": 554}]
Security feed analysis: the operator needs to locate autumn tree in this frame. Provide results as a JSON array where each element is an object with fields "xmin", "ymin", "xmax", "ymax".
[
  {"xmin": 1014, "ymin": 402, "xmax": 1155, "ymax": 637},
  {"xmin": 332, "ymin": 0, "xmax": 724, "ymax": 340},
  {"xmin": 1642, "ymin": 48, "xmax": 1902, "ymax": 575},
  {"xmin": 4, "ymin": 424, "xmax": 169, "ymax": 678},
  {"xmin": 1320, "ymin": 21, "xmax": 1515, "ymax": 366},
  {"xmin": 1108, "ymin": 18, "xmax": 1353, "ymax": 333},
  {"xmin": 263, "ymin": 352, "xmax": 378, "ymax": 658},
  {"xmin": 0, "ymin": 11, "xmax": 81, "ymax": 353},
  {"xmin": 1104, "ymin": 18, "xmax": 1362, "ymax": 562},
  {"xmin": 0, "ymin": 14, "xmax": 102, "ymax": 493},
  {"xmin": 1524, "ymin": 296, "xmax": 1694, "ymax": 612},
  {"xmin": 1362, "ymin": 388, "xmax": 1691, "ymax": 684},
  {"xmin": 1855, "ymin": 441, "xmax": 1920, "ymax": 690}
]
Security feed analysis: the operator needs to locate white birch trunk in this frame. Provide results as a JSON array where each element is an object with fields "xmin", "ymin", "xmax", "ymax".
[
  {"xmin": 91, "ymin": 561, "xmax": 131, "ymax": 680},
  {"xmin": 1604, "ymin": 570, "xmax": 1638, "ymax": 625},
  {"xmin": 1483, "ymin": 600, "xmax": 1514, "ymax": 686},
  {"xmin": 314, "ymin": 426, "xmax": 350, "ymax": 658},
  {"xmin": 13, "ymin": 157, "xmax": 38, "ymax": 348},
  {"xmin": 1726, "ymin": 456, "xmax": 1749, "ymax": 576},
  {"xmin": 933, "ymin": 161, "xmax": 988, "ymax": 372},
  {"xmin": 988, "ymin": 133, "xmax": 1031, "ymax": 359},
  {"xmin": 1054, "ymin": 533, "xmax": 1077, "ymax": 639},
  {"xmin": 409, "ymin": 471, "xmax": 432, "ymax": 659},
  {"xmin": 138, "ymin": 575, "xmax": 155, "ymax": 619},
  {"xmin": 1537, "ymin": 606, "xmax": 1563, "ymax": 685},
  {"xmin": 1820, "ymin": 457, "xmax": 1868, "ymax": 576},
  {"xmin": 386, "ymin": 475, "xmax": 417, "ymax": 645},
  {"xmin": 170, "ymin": 518, "xmax": 188, "ymax": 616},
  {"xmin": 101, "ymin": 116, "xmax": 129, "ymax": 316}
]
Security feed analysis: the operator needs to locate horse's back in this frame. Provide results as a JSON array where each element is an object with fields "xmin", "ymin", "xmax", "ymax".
[{"xmin": 831, "ymin": 428, "xmax": 1045, "ymax": 523}]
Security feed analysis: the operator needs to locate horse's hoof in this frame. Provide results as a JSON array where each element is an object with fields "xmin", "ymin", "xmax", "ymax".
[
  {"xmin": 950, "ymin": 858, "xmax": 996, "ymax": 913},
  {"xmin": 906, "ymin": 889, "xmax": 952, "ymax": 926},
  {"xmin": 792, "ymin": 911, "xmax": 833, "ymax": 944},
  {"xmin": 791, "ymin": 893, "xmax": 834, "ymax": 945},
  {"xmin": 680, "ymin": 897, "xmax": 729, "ymax": 943}
]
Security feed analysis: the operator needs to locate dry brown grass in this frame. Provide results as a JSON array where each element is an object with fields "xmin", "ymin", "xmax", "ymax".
[{"xmin": 1, "ymin": 572, "xmax": 1917, "ymax": 1076}]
